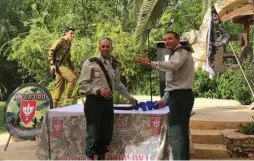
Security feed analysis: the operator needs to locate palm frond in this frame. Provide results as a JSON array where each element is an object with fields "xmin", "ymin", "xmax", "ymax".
[
  {"xmin": 201, "ymin": 0, "xmax": 212, "ymax": 14},
  {"xmin": 128, "ymin": 0, "xmax": 144, "ymax": 18},
  {"xmin": 134, "ymin": 0, "xmax": 168, "ymax": 53}
]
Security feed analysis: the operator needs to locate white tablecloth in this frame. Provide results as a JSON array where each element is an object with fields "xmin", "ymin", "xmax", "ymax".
[{"xmin": 49, "ymin": 104, "xmax": 170, "ymax": 117}]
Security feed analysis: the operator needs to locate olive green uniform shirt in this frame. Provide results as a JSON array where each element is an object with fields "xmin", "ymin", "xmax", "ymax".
[{"xmin": 48, "ymin": 37, "xmax": 75, "ymax": 69}]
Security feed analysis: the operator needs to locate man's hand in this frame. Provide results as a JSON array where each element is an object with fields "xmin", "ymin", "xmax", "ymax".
[
  {"xmin": 72, "ymin": 68, "xmax": 78, "ymax": 76},
  {"xmin": 50, "ymin": 65, "xmax": 56, "ymax": 72},
  {"xmin": 128, "ymin": 97, "xmax": 138, "ymax": 104},
  {"xmin": 136, "ymin": 55, "xmax": 150, "ymax": 65},
  {"xmin": 155, "ymin": 100, "xmax": 165, "ymax": 108},
  {"xmin": 100, "ymin": 89, "xmax": 112, "ymax": 99}
]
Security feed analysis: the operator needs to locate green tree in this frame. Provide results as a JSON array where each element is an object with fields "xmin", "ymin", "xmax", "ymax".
[
  {"xmin": 0, "ymin": 0, "xmax": 36, "ymax": 100},
  {"xmin": 132, "ymin": 0, "xmax": 216, "ymax": 52},
  {"xmin": 130, "ymin": 0, "xmax": 170, "ymax": 53}
]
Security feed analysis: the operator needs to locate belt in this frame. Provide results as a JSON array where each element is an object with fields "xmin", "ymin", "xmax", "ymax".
[
  {"xmin": 86, "ymin": 94, "xmax": 112, "ymax": 100},
  {"xmin": 168, "ymin": 89, "xmax": 192, "ymax": 94}
]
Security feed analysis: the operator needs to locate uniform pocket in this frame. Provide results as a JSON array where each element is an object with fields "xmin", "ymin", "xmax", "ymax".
[
  {"xmin": 92, "ymin": 68, "xmax": 101, "ymax": 78},
  {"xmin": 166, "ymin": 71, "xmax": 174, "ymax": 82},
  {"xmin": 59, "ymin": 45, "xmax": 69, "ymax": 53}
]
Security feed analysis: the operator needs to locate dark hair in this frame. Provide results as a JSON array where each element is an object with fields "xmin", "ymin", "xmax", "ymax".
[
  {"xmin": 99, "ymin": 37, "xmax": 112, "ymax": 44},
  {"xmin": 64, "ymin": 27, "xmax": 75, "ymax": 33},
  {"xmin": 165, "ymin": 31, "xmax": 180, "ymax": 40}
]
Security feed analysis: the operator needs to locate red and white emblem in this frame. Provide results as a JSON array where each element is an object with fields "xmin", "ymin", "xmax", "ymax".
[
  {"xmin": 20, "ymin": 100, "xmax": 36, "ymax": 124},
  {"xmin": 52, "ymin": 120, "xmax": 63, "ymax": 138},
  {"xmin": 150, "ymin": 116, "xmax": 162, "ymax": 135}
]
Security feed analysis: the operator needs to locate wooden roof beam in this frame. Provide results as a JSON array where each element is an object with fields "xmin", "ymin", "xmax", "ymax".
[
  {"xmin": 221, "ymin": 4, "xmax": 254, "ymax": 22},
  {"xmin": 233, "ymin": 15, "xmax": 254, "ymax": 24},
  {"xmin": 239, "ymin": 8, "xmax": 254, "ymax": 16},
  {"xmin": 219, "ymin": 0, "xmax": 249, "ymax": 17}
]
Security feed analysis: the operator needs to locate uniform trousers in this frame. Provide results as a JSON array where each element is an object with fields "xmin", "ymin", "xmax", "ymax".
[
  {"xmin": 167, "ymin": 89, "xmax": 194, "ymax": 160},
  {"xmin": 84, "ymin": 95, "xmax": 114, "ymax": 157},
  {"xmin": 53, "ymin": 66, "xmax": 77, "ymax": 104}
]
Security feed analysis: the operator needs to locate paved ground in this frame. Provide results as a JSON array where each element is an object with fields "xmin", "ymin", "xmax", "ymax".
[
  {"xmin": 0, "ymin": 97, "xmax": 253, "ymax": 160},
  {"xmin": 0, "ymin": 141, "xmax": 37, "ymax": 160},
  {"xmin": 191, "ymin": 98, "xmax": 254, "ymax": 122}
]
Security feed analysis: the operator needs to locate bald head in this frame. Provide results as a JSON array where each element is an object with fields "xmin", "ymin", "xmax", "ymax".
[{"xmin": 99, "ymin": 39, "xmax": 113, "ymax": 59}]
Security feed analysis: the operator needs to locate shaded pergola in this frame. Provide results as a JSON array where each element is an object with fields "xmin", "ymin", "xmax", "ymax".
[
  {"xmin": 218, "ymin": 0, "xmax": 254, "ymax": 110},
  {"xmin": 219, "ymin": 0, "xmax": 254, "ymax": 59}
]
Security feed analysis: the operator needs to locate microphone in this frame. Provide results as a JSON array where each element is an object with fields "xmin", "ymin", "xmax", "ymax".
[
  {"xmin": 156, "ymin": 19, "xmax": 175, "ymax": 28},
  {"xmin": 167, "ymin": 19, "xmax": 175, "ymax": 27}
]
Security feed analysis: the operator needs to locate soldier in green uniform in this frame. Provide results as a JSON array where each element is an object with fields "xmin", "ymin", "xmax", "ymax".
[
  {"xmin": 136, "ymin": 31, "xmax": 195, "ymax": 160},
  {"xmin": 79, "ymin": 37, "xmax": 137, "ymax": 160},
  {"xmin": 48, "ymin": 27, "xmax": 78, "ymax": 108}
]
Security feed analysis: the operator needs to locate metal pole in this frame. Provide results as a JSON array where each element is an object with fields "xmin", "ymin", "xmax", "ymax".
[
  {"xmin": 147, "ymin": 30, "xmax": 153, "ymax": 101},
  {"xmin": 229, "ymin": 42, "xmax": 254, "ymax": 109},
  {"xmin": 4, "ymin": 134, "xmax": 12, "ymax": 151}
]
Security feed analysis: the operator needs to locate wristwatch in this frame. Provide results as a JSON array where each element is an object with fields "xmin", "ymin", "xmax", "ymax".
[{"xmin": 96, "ymin": 89, "xmax": 101, "ymax": 96}]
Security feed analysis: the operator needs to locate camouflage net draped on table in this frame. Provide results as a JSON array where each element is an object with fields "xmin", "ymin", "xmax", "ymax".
[{"xmin": 36, "ymin": 107, "xmax": 171, "ymax": 160}]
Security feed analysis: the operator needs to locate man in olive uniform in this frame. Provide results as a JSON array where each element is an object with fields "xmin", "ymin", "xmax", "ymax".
[
  {"xmin": 136, "ymin": 31, "xmax": 195, "ymax": 160},
  {"xmin": 48, "ymin": 27, "xmax": 78, "ymax": 108},
  {"xmin": 79, "ymin": 37, "xmax": 137, "ymax": 160}
]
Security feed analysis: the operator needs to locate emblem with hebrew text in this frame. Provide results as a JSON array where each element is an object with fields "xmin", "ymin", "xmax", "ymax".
[{"xmin": 3, "ymin": 83, "xmax": 52, "ymax": 139}]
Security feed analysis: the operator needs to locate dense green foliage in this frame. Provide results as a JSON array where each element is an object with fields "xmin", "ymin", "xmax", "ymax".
[
  {"xmin": 194, "ymin": 63, "xmax": 254, "ymax": 105},
  {"xmin": 0, "ymin": 0, "xmax": 207, "ymax": 100},
  {"xmin": 1, "ymin": 0, "xmax": 254, "ymax": 107},
  {"xmin": 0, "ymin": 102, "xmax": 6, "ymax": 133},
  {"xmin": 238, "ymin": 123, "xmax": 254, "ymax": 135},
  {"xmin": 0, "ymin": 0, "xmax": 36, "ymax": 100},
  {"xmin": 238, "ymin": 116, "xmax": 254, "ymax": 135}
]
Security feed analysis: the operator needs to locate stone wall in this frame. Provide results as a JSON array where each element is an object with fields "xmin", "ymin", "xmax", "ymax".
[{"xmin": 223, "ymin": 129, "xmax": 254, "ymax": 158}]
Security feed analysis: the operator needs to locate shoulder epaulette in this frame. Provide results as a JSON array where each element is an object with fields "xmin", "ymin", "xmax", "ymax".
[
  {"xmin": 172, "ymin": 46, "xmax": 192, "ymax": 54},
  {"xmin": 59, "ymin": 37, "xmax": 65, "ymax": 43},
  {"xmin": 180, "ymin": 46, "xmax": 192, "ymax": 52},
  {"xmin": 89, "ymin": 57, "xmax": 98, "ymax": 62}
]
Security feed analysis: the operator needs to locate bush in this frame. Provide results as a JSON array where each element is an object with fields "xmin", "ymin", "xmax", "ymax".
[
  {"xmin": 232, "ymin": 55, "xmax": 254, "ymax": 105},
  {"xmin": 194, "ymin": 68, "xmax": 254, "ymax": 105},
  {"xmin": 113, "ymin": 92, "xmax": 129, "ymax": 104},
  {"xmin": 238, "ymin": 123, "xmax": 254, "ymax": 135},
  {"xmin": 0, "ymin": 102, "xmax": 6, "ymax": 133},
  {"xmin": 216, "ymin": 70, "xmax": 240, "ymax": 99},
  {"xmin": 129, "ymin": 69, "xmax": 160, "ymax": 96},
  {"xmin": 234, "ymin": 86, "xmax": 253, "ymax": 105},
  {"xmin": 128, "ymin": 48, "xmax": 160, "ymax": 96},
  {"xmin": 238, "ymin": 117, "xmax": 254, "ymax": 135},
  {"xmin": 193, "ymin": 68, "xmax": 217, "ymax": 98},
  {"xmin": 0, "ymin": 57, "xmax": 35, "ymax": 101}
]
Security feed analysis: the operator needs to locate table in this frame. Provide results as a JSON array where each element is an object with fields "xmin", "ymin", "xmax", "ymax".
[{"xmin": 36, "ymin": 104, "xmax": 171, "ymax": 160}]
